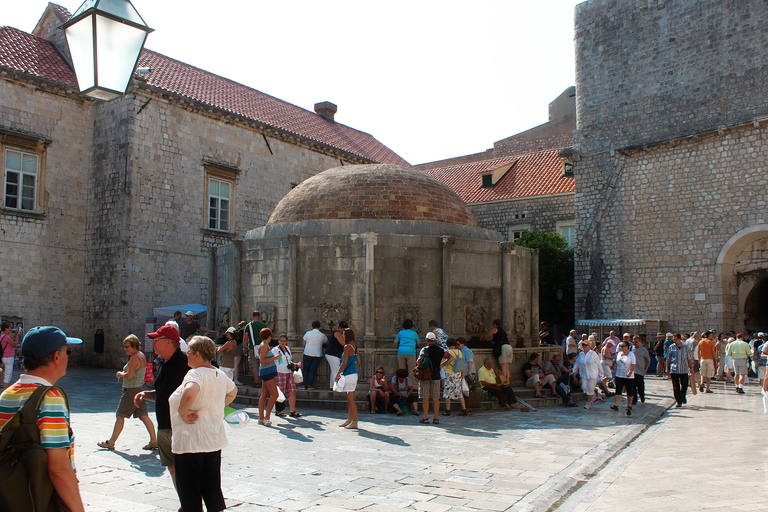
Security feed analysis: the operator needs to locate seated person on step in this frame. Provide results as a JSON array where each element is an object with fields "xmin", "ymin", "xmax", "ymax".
[
  {"xmin": 543, "ymin": 353, "xmax": 576, "ymax": 407},
  {"xmin": 522, "ymin": 352, "xmax": 558, "ymax": 399},
  {"xmin": 478, "ymin": 357, "xmax": 518, "ymax": 410},
  {"xmin": 389, "ymin": 368, "xmax": 419, "ymax": 416}
]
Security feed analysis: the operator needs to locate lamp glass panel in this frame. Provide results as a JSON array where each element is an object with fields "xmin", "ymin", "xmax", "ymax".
[
  {"xmin": 94, "ymin": 15, "xmax": 147, "ymax": 93},
  {"xmin": 64, "ymin": 15, "xmax": 96, "ymax": 91}
]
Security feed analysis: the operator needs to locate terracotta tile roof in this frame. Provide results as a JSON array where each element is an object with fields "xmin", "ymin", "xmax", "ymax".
[
  {"xmin": 0, "ymin": 26, "xmax": 77, "ymax": 87},
  {"xmin": 136, "ymin": 50, "xmax": 409, "ymax": 166},
  {"xmin": 0, "ymin": 17, "xmax": 409, "ymax": 166},
  {"xmin": 422, "ymin": 149, "xmax": 574, "ymax": 204}
]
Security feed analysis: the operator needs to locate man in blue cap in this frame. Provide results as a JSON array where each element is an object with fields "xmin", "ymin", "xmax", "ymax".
[{"xmin": 0, "ymin": 326, "xmax": 85, "ymax": 512}]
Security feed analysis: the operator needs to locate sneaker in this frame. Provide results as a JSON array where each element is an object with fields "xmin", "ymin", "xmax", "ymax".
[
  {"xmin": 626, "ymin": 407, "xmax": 631, "ymax": 416},
  {"xmin": 234, "ymin": 381, "xmax": 243, "ymax": 386},
  {"xmin": 610, "ymin": 405, "xmax": 619, "ymax": 411},
  {"xmin": 584, "ymin": 403, "xmax": 591, "ymax": 409}
]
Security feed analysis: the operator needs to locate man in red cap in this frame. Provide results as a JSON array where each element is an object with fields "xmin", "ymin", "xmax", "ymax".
[{"xmin": 134, "ymin": 324, "xmax": 188, "ymax": 493}]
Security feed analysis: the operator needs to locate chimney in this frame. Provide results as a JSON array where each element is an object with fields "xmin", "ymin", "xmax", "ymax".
[{"xmin": 314, "ymin": 101, "xmax": 337, "ymax": 122}]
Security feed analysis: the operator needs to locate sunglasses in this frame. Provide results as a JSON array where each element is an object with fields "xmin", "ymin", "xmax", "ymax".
[{"xmin": 376, "ymin": 371, "xmax": 384, "ymax": 374}]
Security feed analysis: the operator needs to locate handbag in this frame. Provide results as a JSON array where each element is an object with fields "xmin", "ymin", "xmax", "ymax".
[
  {"xmin": 143, "ymin": 363, "xmax": 154, "ymax": 384},
  {"xmin": 276, "ymin": 386, "xmax": 286, "ymax": 403},
  {"xmin": 461, "ymin": 377, "xmax": 470, "ymax": 397},
  {"xmin": 333, "ymin": 375, "xmax": 346, "ymax": 392},
  {"xmin": 293, "ymin": 369, "xmax": 304, "ymax": 385}
]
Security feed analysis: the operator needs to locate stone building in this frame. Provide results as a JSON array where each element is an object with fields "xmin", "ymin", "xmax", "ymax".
[
  {"xmin": 0, "ymin": 4, "xmax": 407, "ymax": 365},
  {"xmin": 572, "ymin": 0, "xmax": 768, "ymax": 333},
  {"xmin": 212, "ymin": 164, "xmax": 539, "ymax": 351},
  {"xmin": 416, "ymin": 88, "xmax": 576, "ymax": 246}
]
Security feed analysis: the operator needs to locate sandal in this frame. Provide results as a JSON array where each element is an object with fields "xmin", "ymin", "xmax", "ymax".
[
  {"xmin": 97, "ymin": 440, "xmax": 115, "ymax": 450},
  {"xmin": 142, "ymin": 442, "xmax": 158, "ymax": 450},
  {"xmin": 275, "ymin": 411, "xmax": 287, "ymax": 418},
  {"xmin": 610, "ymin": 405, "xmax": 619, "ymax": 411},
  {"xmin": 418, "ymin": 418, "xmax": 430, "ymax": 424},
  {"xmin": 534, "ymin": 394, "xmax": 545, "ymax": 399},
  {"xmin": 289, "ymin": 411, "xmax": 302, "ymax": 418},
  {"xmin": 263, "ymin": 419, "xmax": 272, "ymax": 427},
  {"xmin": 432, "ymin": 418, "xmax": 440, "ymax": 424}
]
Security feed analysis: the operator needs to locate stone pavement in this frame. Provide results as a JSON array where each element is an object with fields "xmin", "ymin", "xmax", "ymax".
[{"xmin": 55, "ymin": 368, "xmax": 766, "ymax": 512}]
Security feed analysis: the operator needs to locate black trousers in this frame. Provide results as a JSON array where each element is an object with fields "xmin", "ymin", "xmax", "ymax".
[
  {"xmin": 175, "ymin": 450, "xmax": 226, "ymax": 512},
  {"xmin": 670, "ymin": 373, "xmax": 689, "ymax": 405},
  {"xmin": 632, "ymin": 374, "xmax": 645, "ymax": 402},
  {"xmin": 484, "ymin": 385, "xmax": 517, "ymax": 407}
]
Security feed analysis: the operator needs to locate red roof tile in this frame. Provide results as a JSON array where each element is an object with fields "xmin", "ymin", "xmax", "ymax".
[
  {"xmin": 422, "ymin": 149, "xmax": 574, "ymax": 204},
  {"xmin": 136, "ymin": 50, "xmax": 409, "ymax": 166},
  {"xmin": 0, "ymin": 26, "xmax": 77, "ymax": 87},
  {"xmin": 0, "ymin": 20, "xmax": 409, "ymax": 166}
]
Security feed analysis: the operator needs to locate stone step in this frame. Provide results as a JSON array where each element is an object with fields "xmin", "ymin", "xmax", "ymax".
[{"xmin": 232, "ymin": 383, "xmax": 587, "ymax": 411}]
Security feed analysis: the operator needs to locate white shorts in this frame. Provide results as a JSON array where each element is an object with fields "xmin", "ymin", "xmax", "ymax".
[
  {"xmin": 526, "ymin": 374, "xmax": 556, "ymax": 388},
  {"xmin": 759, "ymin": 366, "xmax": 766, "ymax": 380},
  {"xmin": 700, "ymin": 359, "xmax": 715, "ymax": 379},
  {"xmin": 340, "ymin": 373, "xmax": 358, "ymax": 392},
  {"xmin": 733, "ymin": 358, "xmax": 748, "ymax": 375},
  {"xmin": 581, "ymin": 378, "xmax": 598, "ymax": 396}
]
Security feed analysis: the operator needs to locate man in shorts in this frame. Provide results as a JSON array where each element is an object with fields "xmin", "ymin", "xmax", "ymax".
[
  {"xmin": 243, "ymin": 311, "xmax": 267, "ymax": 387},
  {"xmin": 686, "ymin": 331, "xmax": 701, "ymax": 395},
  {"xmin": 417, "ymin": 332, "xmax": 448, "ymax": 424},
  {"xmin": 135, "ymin": 325, "xmax": 188, "ymax": 492},
  {"xmin": 726, "ymin": 333, "xmax": 752, "ymax": 394},
  {"xmin": 697, "ymin": 331, "xmax": 717, "ymax": 393},
  {"xmin": 522, "ymin": 353, "xmax": 558, "ymax": 398}
]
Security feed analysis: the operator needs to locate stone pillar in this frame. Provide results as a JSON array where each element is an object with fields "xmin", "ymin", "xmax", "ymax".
[
  {"xmin": 500, "ymin": 242, "xmax": 514, "ymax": 337},
  {"xmin": 441, "ymin": 236, "xmax": 454, "ymax": 333},
  {"xmin": 530, "ymin": 248, "xmax": 540, "ymax": 346},
  {"xmin": 287, "ymin": 235, "xmax": 299, "ymax": 336},
  {"xmin": 364, "ymin": 232, "xmax": 377, "ymax": 340}
]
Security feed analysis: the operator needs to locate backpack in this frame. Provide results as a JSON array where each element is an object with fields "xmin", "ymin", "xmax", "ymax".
[
  {"xmin": 0, "ymin": 385, "xmax": 70, "ymax": 512},
  {"xmin": 413, "ymin": 348, "xmax": 433, "ymax": 381}
]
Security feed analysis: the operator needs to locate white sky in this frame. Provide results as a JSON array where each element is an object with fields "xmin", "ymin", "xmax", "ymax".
[{"xmin": 4, "ymin": 0, "xmax": 584, "ymax": 165}]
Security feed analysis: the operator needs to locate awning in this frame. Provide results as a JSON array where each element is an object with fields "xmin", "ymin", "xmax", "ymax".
[
  {"xmin": 577, "ymin": 319, "xmax": 656, "ymax": 327},
  {"xmin": 152, "ymin": 304, "xmax": 207, "ymax": 321}
]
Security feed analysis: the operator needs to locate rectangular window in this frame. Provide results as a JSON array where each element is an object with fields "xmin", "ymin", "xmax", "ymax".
[
  {"xmin": 4, "ymin": 149, "xmax": 38, "ymax": 212},
  {"xmin": 508, "ymin": 223, "xmax": 531, "ymax": 242},
  {"xmin": 557, "ymin": 220, "xmax": 576, "ymax": 248},
  {"xmin": 208, "ymin": 177, "xmax": 231, "ymax": 231}
]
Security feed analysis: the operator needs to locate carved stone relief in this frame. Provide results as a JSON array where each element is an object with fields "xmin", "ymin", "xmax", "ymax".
[
  {"xmin": 394, "ymin": 304, "xmax": 421, "ymax": 334},
  {"xmin": 319, "ymin": 301, "xmax": 350, "ymax": 331},
  {"xmin": 256, "ymin": 304, "xmax": 277, "ymax": 331},
  {"xmin": 464, "ymin": 305, "xmax": 488, "ymax": 334},
  {"xmin": 217, "ymin": 308, "xmax": 230, "ymax": 331},
  {"xmin": 514, "ymin": 307, "xmax": 527, "ymax": 336}
]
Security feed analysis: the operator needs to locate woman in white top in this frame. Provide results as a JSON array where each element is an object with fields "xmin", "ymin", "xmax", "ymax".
[
  {"xmin": 575, "ymin": 336, "xmax": 601, "ymax": 409},
  {"xmin": 611, "ymin": 341, "xmax": 636, "ymax": 416},
  {"xmin": 169, "ymin": 335, "xmax": 238, "ymax": 512}
]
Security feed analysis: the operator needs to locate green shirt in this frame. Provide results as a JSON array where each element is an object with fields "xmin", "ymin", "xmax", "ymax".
[{"xmin": 246, "ymin": 321, "xmax": 268, "ymax": 350}]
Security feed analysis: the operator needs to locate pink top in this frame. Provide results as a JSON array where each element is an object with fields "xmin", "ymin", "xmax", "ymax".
[{"xmin": 0, "ymin": 334, "xmax": 15, "ymax": 358}]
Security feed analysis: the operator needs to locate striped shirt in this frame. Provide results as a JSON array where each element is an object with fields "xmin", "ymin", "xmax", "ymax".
[
  {"xmin": 667, "ymin": 343, "xmax": 691, "ymax": 374},
  {"xmin": 0, "ymin": 374, "xmax": 75, "ymax": 469}
]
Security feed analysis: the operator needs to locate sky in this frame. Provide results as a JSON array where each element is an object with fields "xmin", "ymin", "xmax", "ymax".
[{"xmin": 4, "ymin": 0, "xmax": 584, "ymax": 165}]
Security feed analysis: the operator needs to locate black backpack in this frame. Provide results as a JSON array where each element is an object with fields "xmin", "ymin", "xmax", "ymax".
[{"xmin": 0, "ymin": 385, "xmax": 70, "ymax": 512}]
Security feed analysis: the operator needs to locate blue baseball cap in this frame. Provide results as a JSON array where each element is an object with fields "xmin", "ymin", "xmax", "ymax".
[{"xmin": 21, "ymin": 326, "xmax": 83, "ymax": 359}]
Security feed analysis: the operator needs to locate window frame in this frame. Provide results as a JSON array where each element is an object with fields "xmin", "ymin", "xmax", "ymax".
[
  {"xmin": 508, "ymin": 223, "xmax": 531, "ymax": 242},
  {"xmin": 2, "ymin": 134, "xmax": 46, "ymax": 214},
  {"xmin": 204, "ymin": 165, "xmax": 237, "ymax": 233},
  {"xmin": 556, "ymin": 219, "xmax": 576, "ymax": 248}
]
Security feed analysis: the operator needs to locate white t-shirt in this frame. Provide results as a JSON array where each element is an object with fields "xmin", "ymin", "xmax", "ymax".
[
  {"xmin": 615, "ymin": 351, "xmax": 636, "ymax": 379},
  {"xmin": 303, "ymin": 329, "xmax": 327, "ymax": 358},
  {"xmin": 577, "ymin": 350, "xmax": 601, "ymax": 380},
  {"xmin": 275, "ymin": 346, "xmax": 293, "ymax": 374},
  {"xmin": 169, "ymin": 366, "xmax": 236, "ymax": 454}
]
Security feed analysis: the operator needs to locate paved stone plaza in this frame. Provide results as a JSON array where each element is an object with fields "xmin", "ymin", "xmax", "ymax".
[{"xmin": 60, "ymin": 368, "xmax": 766, "ymax": 512}]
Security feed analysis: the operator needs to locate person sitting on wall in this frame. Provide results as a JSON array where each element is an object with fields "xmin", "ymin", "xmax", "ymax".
[
  {"xmin": 368, "ymin": 366, "xmax": 390, "ymax": 413},
  {"xmin": 482, "ymin": 319, "xmax": 512, "ymax": 385},
  {"xmin": 522, "ymin": 352, "xmax": 558, "ymax": 399},
  {"xmin": 478, "ymin": 357, "xmax": 520, "ymax": 411},
  {"xmin": 543, "ymin": 353, "xmax": 577, "ymax": 407},
  {"xmin": 538, "ymin": 321, "xmax": 555, "ymax": 346},
  {"xmin": 389, "ymin": 368, "xmax": 419, "ymax": 416}
]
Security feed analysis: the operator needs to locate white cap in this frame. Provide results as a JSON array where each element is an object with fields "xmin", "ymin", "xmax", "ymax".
[
  {"xmin": 226, "ymin": 327, "xmax": 237, "ymax": 333},
  {"xmin": 185, "ymin": 310, "xmax": 195, "ymax": 316},
  {"xmin": 425, "ymin": 332, "xmax": 436, "ymax": 341}
]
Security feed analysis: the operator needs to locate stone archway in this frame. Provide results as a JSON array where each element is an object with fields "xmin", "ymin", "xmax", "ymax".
[
  {"xmin": 743, "ymin": 275, "xmax": 768, "ymax": 333},
  {"xmin": 715, "ymin": 225, "xmax": 768, "ymax": 331}
]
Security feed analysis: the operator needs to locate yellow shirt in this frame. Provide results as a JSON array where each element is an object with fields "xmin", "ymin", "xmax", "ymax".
[{"xmin": 478, "ymin": 365, "xmax": 497, "ymax": 385}]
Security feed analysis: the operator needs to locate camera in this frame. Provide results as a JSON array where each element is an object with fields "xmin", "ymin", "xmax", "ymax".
[{"xmin": 287, "ymin": 362, "xmax": 297, "ymax": 372}]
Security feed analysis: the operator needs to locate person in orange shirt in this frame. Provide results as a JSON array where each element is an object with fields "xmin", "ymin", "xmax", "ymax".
[{"xmin": 697, "ymin": 330, "xmax": 717, "ymax": 393}]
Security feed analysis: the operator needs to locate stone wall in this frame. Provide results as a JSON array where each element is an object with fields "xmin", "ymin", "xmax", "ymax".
[
  {"xmin": 574, "ymin": 0, "xmax": 768, "ymax": 333},
  {"xmin": 0, "ymin": 80, "xmax": 91, "ymax": 353},
  {"xmin": 469, "ymin": 194, "xmax": 575, "ymax": 241}
]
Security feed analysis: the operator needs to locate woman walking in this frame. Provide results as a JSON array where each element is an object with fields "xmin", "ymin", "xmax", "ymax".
[
  {"xmin": 0, "ymin": 322, "xmax": 19, "ymax": 388},
  {"xmin": 336, "ymin": 329, "xmax": 359, "ymax": 429},
  {"xmin": 257, "ymin": 328, "xmax": 282, "ymax": 426},
  {"xmin": 275, "ymin": 334, "xmax": 302, "ymax": 418},
  {"xmin": 611, "ymin": 340, "xmax": 636, "ymax": 416},
  {"xmin": 98, "ymin": 334, "xmax": 157, "ymax": 450}
]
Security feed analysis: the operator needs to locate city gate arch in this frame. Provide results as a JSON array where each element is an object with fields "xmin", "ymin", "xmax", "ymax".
[{"xmin": 715, "ymin": 225, "xmax": 768, "ymax": 332}]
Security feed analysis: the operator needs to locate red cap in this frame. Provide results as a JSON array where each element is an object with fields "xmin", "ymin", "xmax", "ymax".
[{"xmin": 147, "ymin": 324, "xmax": 180, "ymax": 341}]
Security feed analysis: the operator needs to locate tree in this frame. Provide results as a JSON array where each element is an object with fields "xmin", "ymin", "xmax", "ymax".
[{"xmin": 515, "ymin": 229, "xmax": 574, "ymax": 332}]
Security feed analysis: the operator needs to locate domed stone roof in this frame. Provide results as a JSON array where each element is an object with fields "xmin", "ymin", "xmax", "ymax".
[{"xmin": 268, "ymin": 164, "xmax": 480, "ymax": 227}]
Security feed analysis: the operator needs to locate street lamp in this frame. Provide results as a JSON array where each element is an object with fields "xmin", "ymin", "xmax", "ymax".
[{"xmin": 61, "ymin": 0, "xmax": 153, "ymax": 101}]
